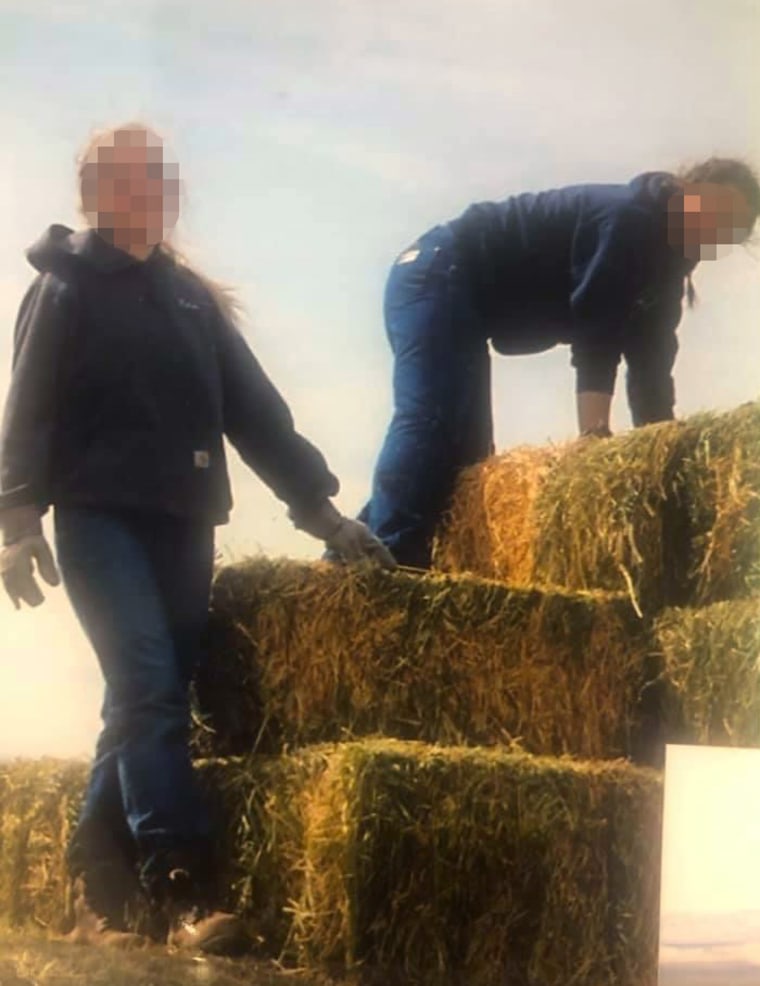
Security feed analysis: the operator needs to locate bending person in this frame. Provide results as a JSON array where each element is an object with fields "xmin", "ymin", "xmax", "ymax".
[{"xmin": 358, "ymin": 159, "xmax": 760, "ymax": 568}]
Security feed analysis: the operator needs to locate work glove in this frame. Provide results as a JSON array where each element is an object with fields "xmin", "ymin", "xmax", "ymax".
[
  {"xmin": 290, "ymin": 500, "xmax": 396, "ymax": 570},
  {"xmin": 324, "ymin": 516, "xmax": 397, "ymax": 569},
  {"xmin": 0, "ymin": 505, "xmax": 60, "ymax": 609}
]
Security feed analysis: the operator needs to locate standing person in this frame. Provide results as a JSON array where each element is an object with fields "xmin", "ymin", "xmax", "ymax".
[
  {"xmin": 0, "ymin": 122, "xmax": 394, "ymax": 954},
  {"xmin": 358, "ymin": 159, "xmax": 760, "ymax": 569}
]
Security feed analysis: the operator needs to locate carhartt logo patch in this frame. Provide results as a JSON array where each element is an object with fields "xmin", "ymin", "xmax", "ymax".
[{"xmin": 194, "ymin": 450, "xmax": 210, "ymax": 469}]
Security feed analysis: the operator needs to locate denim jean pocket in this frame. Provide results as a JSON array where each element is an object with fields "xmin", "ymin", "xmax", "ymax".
[{"xmin": 386, "ymin": 241, "xmax": 458, "ymax": 309}]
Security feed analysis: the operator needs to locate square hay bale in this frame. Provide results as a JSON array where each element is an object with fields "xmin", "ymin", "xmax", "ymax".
[
  {"xmin": 653, "ymin": 596, "xmax": 760, "ymax": 748},
  {"xmin": 532, "ymin": 401, "xmax": 760, "ymax": 612},
  {"xmin": 196, "ymin": 559, "xmax": 648, "ymax": 762},
  {"xmin": 0, "ymin": 759, "xmax": 88, "ymax": 930},
  {"xmin": 262, "ymin": 740, "xmax": 663, "ymax": 986},
  {"xmin": 433, "ymin": 402, "xmax": 760, "ymax": 614},
  {"xmin": 432, "ymin": 445, "xmax": 565, "ymax": 583},
  {"xmin": 0, "ymin": 754, "xmax": 310, "ymax": 948},
  {"xmin": 0, "ymin": 747, "xmax": 663, "ymax": 986}
]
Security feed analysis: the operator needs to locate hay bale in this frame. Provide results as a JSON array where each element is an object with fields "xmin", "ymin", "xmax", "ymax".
[
  {"xmin": 260, "ymin": 740, "xmax": 663, "ymax": 986},
  {"xmin": 432, "ymin": 445, "xmax": 565, "ymax": 583},
  {"xmin": 0, "ymin": 754, "xmax": 309, "ymax": 949},
  {"xmin": 436, "ymin": 402, "xmax": 760, "ymax": 612},
  {"xmin": 653, "ymin": 596, "xmax": 760, "ymax": 748},
  {"xmin": 534, "ymin": 404, "xmax": 760, "ymax": 611},
  {"xmin": 0, "ymin": 746, "xmax": 663, "ymax": 986},
  {"xmin": 197, "ymin": 558, "xmax": 648, "ymax": 761},
  {"xmin": 0, "ymin": 759, "xmax": 88, "ymax": 930}
]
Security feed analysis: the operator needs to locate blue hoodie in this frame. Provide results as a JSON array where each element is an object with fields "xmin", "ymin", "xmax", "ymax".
[
  {"xmin": 0, "ymin": 225, "xmax": 339, "ymax": 521},
  {"xmin": 448, "ymin": 171, "xmax": 697, "ymax": 424}
]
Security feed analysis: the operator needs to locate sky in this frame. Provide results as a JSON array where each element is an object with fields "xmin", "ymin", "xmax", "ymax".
[{"xmin": 0, "ymin": 0, "xmax": 758, "ymax": 758}]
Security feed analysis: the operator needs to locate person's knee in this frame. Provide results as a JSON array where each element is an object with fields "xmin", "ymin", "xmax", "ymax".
[{"xmin": 107, "ymin": 683, "xmax": 189, "ymax": 746}]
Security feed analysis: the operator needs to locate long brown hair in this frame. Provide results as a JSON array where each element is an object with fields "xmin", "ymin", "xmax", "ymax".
[{"xmin": 75, "ymin": 121, "xmax": 243, "ymax": 324}]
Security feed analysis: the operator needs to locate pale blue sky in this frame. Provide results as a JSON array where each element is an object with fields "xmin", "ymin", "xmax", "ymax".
[{"xmin": 1, "ymin": 0, "xmax": 758, "ymax": 756}]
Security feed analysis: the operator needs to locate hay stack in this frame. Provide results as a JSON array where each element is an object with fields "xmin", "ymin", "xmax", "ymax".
[
  {"xmin": 653, "ymin": 596, "xmax": 760, "ymax": 748},
  {"xmin": 0, "ymin": 759, "xmax": 87, "ymax": 929},
  {"xmin": 435, "ymin": 402, "xmax": 760, "ymax": 614},
  {"xmin": 432, "ymin": 445, "xmax": 565, "ymax": 583},
  {"xmin": 273, "ymin": 740, "xmax": 663, "ymax": 986},
  {"xmin": 0, "ymin": 744, "xmax": 662, "ymax": 986},
  {"xmin": 196, "ymin": 558, "xmax": 648, "ymax": 762}
]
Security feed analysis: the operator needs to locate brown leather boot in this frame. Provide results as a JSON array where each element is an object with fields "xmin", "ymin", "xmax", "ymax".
[
  {"xmin": 158, "ymin": 867, "xmax": 249, "ymax": 956},
  {"xmin": 65, "ymin": 875, "xmax": 148, "ymax": 949}
]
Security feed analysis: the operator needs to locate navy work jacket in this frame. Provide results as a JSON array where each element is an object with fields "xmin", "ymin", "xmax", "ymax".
[{"xmin": 0, "ymin": 225, "xmax": 339, "ymax": 522}]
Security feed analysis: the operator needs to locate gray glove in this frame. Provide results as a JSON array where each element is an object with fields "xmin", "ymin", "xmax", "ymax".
[
  {"xmin": 1, "ymin": 506, "xmax": 60, "ymax": 609},
  {"xmin": 1, "ymin": 534, "xmax": 61, "ymax": 609},
  {"xmin": 290, "ymin": 500, "xmax": 396, "ymax": 570},
  {"xmin": 324, "ymin": 517, "xmax": 397, "ymax": 569}
]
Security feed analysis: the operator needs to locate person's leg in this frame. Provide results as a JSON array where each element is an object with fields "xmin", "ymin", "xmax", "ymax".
[
  {"xmin": 135, "ymin": 516, "xmax": 217, "ymax": 890},
  {"xmin": 363, "ymin": 235, "xmax": 492, "ymax": 568},
  {"xmin": 55, "ymin": 507, "xmax": 245, "ymax": 952},
  {"xmin": 126, "ymin": 514, "xmax": 248, "ymax": 954},
  {"xmin": 64, "ymin": 686, "xmax": 146, "ymax": 936}
]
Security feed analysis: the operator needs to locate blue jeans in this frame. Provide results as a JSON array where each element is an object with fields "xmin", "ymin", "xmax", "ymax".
[
  {"xmin": 360, "ymin": 225, "xmax": 493, "ymax": 568},
  {"xmin": 54, "ymin": 507, "xmax": 215, "ymax": 891}
]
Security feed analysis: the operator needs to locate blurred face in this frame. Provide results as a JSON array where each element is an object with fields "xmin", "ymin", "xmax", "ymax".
[
  {"xmin": 667, "ymin": 182, "xmax": 754, "ymax": 261},
  {"xmin": 80, "ymin": 126, "xmax": 181, "ymax": 257}
]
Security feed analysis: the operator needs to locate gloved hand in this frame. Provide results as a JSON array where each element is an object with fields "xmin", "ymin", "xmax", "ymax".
[
  {"xmin": 1, "ymin": 506, "xmax": 60, "ymax": 609},
  {"xmin": 290, "ymin": 500, "xmax": 396, "ymax": 570},
  {"xmin": 324, "ymin": 517, "xmax": 397, "ymax": 569}
]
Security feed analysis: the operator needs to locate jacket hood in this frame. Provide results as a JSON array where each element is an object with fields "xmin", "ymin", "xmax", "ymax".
[
  {"xmin": 26, "ymin": 224, "xmax": 159, "ymax": 276},
  {"xmin": 628, "ymin": 171, "xmax": 681, "ymax": 210},
  {"xmin": 629, "ymin": 171, "xmax": 699, "ymax": 274}
]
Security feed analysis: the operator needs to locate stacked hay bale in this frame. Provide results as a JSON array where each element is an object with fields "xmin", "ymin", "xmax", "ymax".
[
  {"xmin": 2, "ymin": 400, "xmax": 758, "ymax": 986},
  {"xmin": 197, "ymin": 561, "xmax": 649, "ymax": 760},
  {"xmin": 434, "ymin": 401, "xmax": 760, "ymax": 614},
  {"xmin": 434, "ymin": 400, "xmax": 760, "ymax": 749}
]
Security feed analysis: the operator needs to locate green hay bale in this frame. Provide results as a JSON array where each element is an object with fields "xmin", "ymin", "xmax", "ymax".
[
  {"xmin": 272, "ymin": 740, "xmax": 663, "ymax": 986},
  {"xmin": 532, "ymin": 401, "xmax": 760, "ymax": 613},
  {"xmin": 0, "ymin": 746, "xmax": 663, "ymax": 986},
  {"xmin": 196, "ymin": 558, "xmax": 649, "ymax": 762},
  {"xmin": 0, "ymin": 754, "xmax": 309, "ymax": 949},
  {"xmin": 0, "ymin": 759, "xmax": 88, "ymax": 930},
  {"xmin": 653, "ymin": 596, "xmax": 760, "ymax": 747}
]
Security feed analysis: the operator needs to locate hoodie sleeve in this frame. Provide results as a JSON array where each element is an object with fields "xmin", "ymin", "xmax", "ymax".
[
  {"xmin": 0, "ymin": 273, "xmax": 73, "ymax": 514},
  {"xmin": 569, "ymin": 207, "xmax": 651, "ymax": 395},
  {"xmin": 213, "ymin": 309, "xmax": 340, "ymax": 517},
  {"xmin": 622, "ymin": 290, "xmax": 683, "ymax": 425}
]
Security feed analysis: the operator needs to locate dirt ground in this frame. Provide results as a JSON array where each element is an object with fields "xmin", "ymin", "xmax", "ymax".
[{"xmin": 0, "ymin": 928, "xmax": 353, "ymax": 986}]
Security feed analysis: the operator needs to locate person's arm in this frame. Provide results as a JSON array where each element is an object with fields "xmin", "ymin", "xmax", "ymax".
[
  {"xmin": 568, "ymin": 208, "xmax": 651, "ymax": 437},
  {"xmin": 214, "ymin": 307, "xmax": 340, "ymax": 516},
  {"xmin": 0, "ymin": 274, "xmax": 69, "ymax": 607},
  {"xmin": 213, "ymin": 308, "xmax": 395, "ymax": 567},
  {"xmin": 1, "ymin": 273, "xmax": 72, "ymax": 520},
  {"xmin": 576, "ymin": 391, "xmax": 613, "ymax": 436},
  {"xmin": 623, "ymin": 311, "xmax": 680, "ymax": 426}
]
